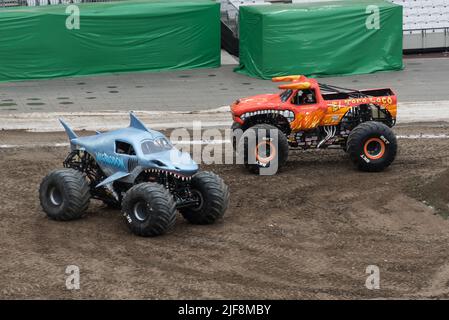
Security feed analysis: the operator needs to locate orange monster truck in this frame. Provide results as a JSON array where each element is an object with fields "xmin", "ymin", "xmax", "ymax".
[{"xmin": 231, "ymin": 75, "xmax": 398, "ymax": 174}]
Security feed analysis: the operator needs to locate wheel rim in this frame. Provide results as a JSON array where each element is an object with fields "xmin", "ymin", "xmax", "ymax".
[
  {"xmin": 133, "ymin": 201, "xmax": 149, "ymax": 221},
  {"xmin": 48, "ymin": 186, "xmax": 63, "ymax": 206},
  {"xmin": 364, "ymin": 138, "xmax": 386, "ymax": 160},
  {"xmin": 190, "ymin": 190, "xmax": 204, "ymax": 212},
  {"xmin": 255, "ymin": 140, "xmax": 276, "ymax": 164}
]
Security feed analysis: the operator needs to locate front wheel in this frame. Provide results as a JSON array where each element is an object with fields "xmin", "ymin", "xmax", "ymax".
[
  {"xmin": 237, "ymin": 124, "xmax": 289, "ymax": 175},
  {"xmin": 347, "ymin": 121, "xmax": 397, "ymax": 172},
  {"xmin": 180, "ymin": 171, "xmax": 230, "ymax": 225},
  {"xmin": 121, "ymin": 183, "xmax": 177, "ymax": 237}
]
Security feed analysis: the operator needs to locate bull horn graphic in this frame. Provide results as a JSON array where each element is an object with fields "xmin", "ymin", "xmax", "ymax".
[
  {"xmin": 272, "ymin": 75, "xmax": 304, "ymax": 82},
  {"xmin": 278, "ymin": 82, "xmax": 311, "ymax": 90}
]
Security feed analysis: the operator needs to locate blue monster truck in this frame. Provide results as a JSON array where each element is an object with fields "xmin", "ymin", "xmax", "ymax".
[{"xmin": 39, "ymin": 113, "xmax": 230, "ymax": 237}]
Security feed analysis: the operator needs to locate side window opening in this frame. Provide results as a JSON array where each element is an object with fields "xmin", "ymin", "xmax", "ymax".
[
  {"xmin": 280, "ymin": 89, "xmax": 293, "ymax": 102},
  {"xmin": 141, "ymin": 138, "xmax": 172, "ymax": 155},
  {"xmin": 115, "ymin": 141, "xmax": 136, "ymax": 155},
  {"xmin": 292, "ymin": 89, "xmax": 317, "ymax": 105}
]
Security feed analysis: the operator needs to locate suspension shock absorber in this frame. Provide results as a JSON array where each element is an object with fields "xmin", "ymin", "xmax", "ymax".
[{"xmin": 359, "ymin": 104, "xmax": 372, "ymax": 122}]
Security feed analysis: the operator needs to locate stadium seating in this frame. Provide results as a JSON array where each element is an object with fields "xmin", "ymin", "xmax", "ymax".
[
  {"xmin": 0, "ymin": 0, "xmax": 21, "ymax": 6},
  {"xmin": 390, "ymin": 0, "xmax": 449, "ymax": 50},
  {"xmin": 391, "ymin": 0, "xmax": 449, "ymax": 30},
  {"xmin": 221, "ymin": 0, "xmax": 449, "ymax": 51}
]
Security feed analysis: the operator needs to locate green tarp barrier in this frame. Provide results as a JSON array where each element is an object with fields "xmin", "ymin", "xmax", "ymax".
[
  {"xmin": 0, "ymin": 0, "xmax": 220, "ymax": 82},
  {"xmin": 235, "ymin": 0, "xmax": 403, "ymax": 79}
]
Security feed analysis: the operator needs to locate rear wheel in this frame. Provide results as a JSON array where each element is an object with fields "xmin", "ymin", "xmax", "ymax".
[
  {"xmin": 347, "ymin": 121, "xmax": 397, "ymax": 172},
  {"xmin": 121, "ymin": 183, "xmax": 176, "ymax": 237},
  {"xmin": 39, "ymin": 169, "xmax": 91, "ymax": 221},
  {"xmin": 237, "ymin": 124, "xmax": 289, "ymax": 174}
]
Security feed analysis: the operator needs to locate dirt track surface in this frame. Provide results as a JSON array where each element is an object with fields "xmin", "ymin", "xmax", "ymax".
[{"xmin": 1, "ymin": 124, "xmax": 449, "ymax": 299}]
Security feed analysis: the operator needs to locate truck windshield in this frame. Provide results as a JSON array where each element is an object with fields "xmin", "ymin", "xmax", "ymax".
[
  {"xmin": 141, "ymin": 137, "xmax": 172, "ymax": 155},
  {"xmin": 280, "ymin": 89, "xmax": 292, "ymax": 102}
]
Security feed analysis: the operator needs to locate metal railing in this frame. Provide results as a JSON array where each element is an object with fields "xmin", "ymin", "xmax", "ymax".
[
  {"xmin": 220, "ymin": 0, "xmax": 240, "ymax": 37},
  {"xmin": 220, "ymin": 0, "xmax": 268, "ymax": 37},
  {"xmin": 404, "ymin": 27, "xmax": 449, "ymax": 51},
  {"xmin": 0, "ymin": 0, "xmax": 120, "ymax": 7}
]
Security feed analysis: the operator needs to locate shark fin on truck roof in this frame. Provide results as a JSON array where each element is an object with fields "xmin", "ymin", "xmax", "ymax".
[
  {"xmin": 59, "ymin": 118, "xmax": 78, "ymax": 140},
  {"xmin": 129, "ymin": 112, "xmax": 150, "ymax": 132}
]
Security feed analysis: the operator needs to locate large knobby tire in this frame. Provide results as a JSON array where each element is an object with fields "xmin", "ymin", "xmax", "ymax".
[
  {"xmin": 347, "ymin": 121, "xmax": 397, "ymax": 172},
  {"xmin": 180, "ymin": 171, "xmax": 230, "ymax": 225},
  {"xmin": 237, "ymin": 124, "xmax": 289, "ymax": 174},
  {"xmin": 39, "ymin": 169, "xmax": 91, "ymax": 221},
  {"xmin": 121, "ymin": 183, "xmax": 177, "ymax": 237}
]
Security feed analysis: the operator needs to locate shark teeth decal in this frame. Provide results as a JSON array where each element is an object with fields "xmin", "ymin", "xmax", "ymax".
[
  {"xmin": 240, "ymin": 109, "xmax": 295, "ymax": 122},
  {"xmin": 144, "ymin": 169, "xmax": 192, "ymax": 180}
]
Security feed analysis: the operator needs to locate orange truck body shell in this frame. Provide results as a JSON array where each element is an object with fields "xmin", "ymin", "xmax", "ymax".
[{"xmin": 231, "ymin": 75, "xmax": 397, "ymax": 132}]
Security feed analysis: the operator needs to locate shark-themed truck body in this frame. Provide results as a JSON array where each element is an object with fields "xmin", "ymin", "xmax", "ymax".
[{"xmin": 39, "ymin": 113, "xmax": 229, "ymax": 237}]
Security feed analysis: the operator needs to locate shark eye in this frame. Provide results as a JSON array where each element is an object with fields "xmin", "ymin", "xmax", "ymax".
[{"xmin": 150, "ymin": 160, "xmax": 167, "ymax": 167}]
